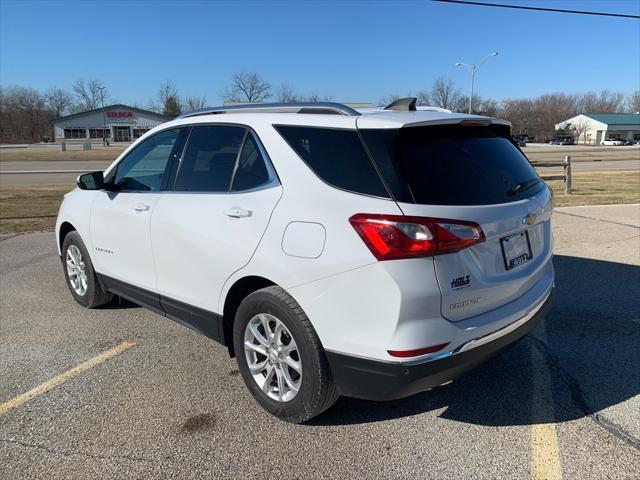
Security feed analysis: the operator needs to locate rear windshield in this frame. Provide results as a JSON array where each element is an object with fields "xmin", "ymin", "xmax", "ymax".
[{"xmin": 360, "ymin": 125, "xmax": 544, "ymax": 205}]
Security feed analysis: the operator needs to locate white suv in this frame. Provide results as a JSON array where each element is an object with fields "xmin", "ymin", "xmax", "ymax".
[{"xmin": 56, "ymin": 98, "xmax": 554, "ymax": 423}]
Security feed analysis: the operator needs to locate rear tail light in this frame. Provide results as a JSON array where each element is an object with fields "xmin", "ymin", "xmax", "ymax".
[{"xmin": 349, "ymin": 213, "xmax": 485, "ymax": 261}]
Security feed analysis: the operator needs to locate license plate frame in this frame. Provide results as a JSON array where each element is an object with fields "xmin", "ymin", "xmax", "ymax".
[{"xmin": 500, "ymin": 231, "xmax": 533, "ymax": 271}]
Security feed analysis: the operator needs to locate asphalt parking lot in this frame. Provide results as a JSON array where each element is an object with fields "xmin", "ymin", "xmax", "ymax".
[{"xmin": 1, "ymin": 205, "xmax": 639, "ymax": 479}]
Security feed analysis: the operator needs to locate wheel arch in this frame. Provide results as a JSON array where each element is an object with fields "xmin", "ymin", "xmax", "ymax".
[
  {"xmin": 58, "ymin": 221, "xmax": 77, "ymax": 252},
  {"xmin": 222, "ymin": 275, "xmax": 276, "ymax": 357}
]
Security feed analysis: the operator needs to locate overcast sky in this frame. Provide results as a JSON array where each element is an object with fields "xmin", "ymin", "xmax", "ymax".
[{"xmin": 1, "ymin": 0, "xmax": 639, "ymax": 105}]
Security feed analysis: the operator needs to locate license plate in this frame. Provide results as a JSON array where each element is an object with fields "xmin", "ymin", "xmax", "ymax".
[{"xmin": 500, "ymin": 231, "xmax": 533, "ymax": 270}]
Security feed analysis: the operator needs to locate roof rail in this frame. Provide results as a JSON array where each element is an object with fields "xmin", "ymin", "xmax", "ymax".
[{"xmin": 179, "ymin": 102, "xmax": 361, "ymax": 119}]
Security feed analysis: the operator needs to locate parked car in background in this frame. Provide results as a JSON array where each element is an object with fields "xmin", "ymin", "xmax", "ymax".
[
  {"xmin": 601, "ymin": 138, "xmax": 624, "ymax": 146},
  {"xmin": 622, "ymin": 139, "xmax": 637, "ymax": 146},
  {"xmin": 512, "ymin": 136, "xmax": 527, "ymax": 147},
  {"xmin": 56, "ymin": 98, "xmax": 554, "ymax": 423},
  {"xmin": 550, "ymin": 135, "xmax": 574, "ymax": 145}
]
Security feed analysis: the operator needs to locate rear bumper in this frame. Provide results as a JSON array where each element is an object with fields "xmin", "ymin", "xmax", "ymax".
[{"xmin": 326, "ymin": 289, "xmax": 553, "ymax": 401}]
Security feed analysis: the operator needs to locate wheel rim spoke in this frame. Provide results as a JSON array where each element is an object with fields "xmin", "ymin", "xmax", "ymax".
[
  {"xmin": 284, "ymin": 356, "xmax": 301, "ymax": 373},
  {"xmin": 274, "ymin": 323, "xmax": 286, "ymax": 347},
  {"xmin": 262, "ymin": 364, "xmax": 276, "ymax": 394},
  {"xmin": 275, "ymin": 366, "xmax": 285, "ymax": 401},
  {"xmin": 248, "ymin": 358, "xmax": 268, "ymax": 374},
  {"xmin": 281, "ymin": 366, "xmax": 300, "ymax": 393},
  {"xmin": 281, "ymin": 340, "xmax": 297, "ymax": 355},
  {"xmin": 248, "ymin": 322, "xmax": 269, "ymax": 347},
  {"xmin": 259, "ymin": 314, "xmax": 274, "ymax": 343},
  {"xmin": 244, "ymin": 340, "xmax": 267, "ymax": 357}
]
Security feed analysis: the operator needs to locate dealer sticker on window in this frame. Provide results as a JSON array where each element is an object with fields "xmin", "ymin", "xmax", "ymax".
[{"xmin": 500, "ymin": 231, "xmax": 533, "ymax": 270}]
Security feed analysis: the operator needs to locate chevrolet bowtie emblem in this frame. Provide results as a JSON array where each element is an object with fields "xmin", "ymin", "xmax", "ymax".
[{"xmin": 523, "ymin": 213, "xmax": 537, "ymax": 225}]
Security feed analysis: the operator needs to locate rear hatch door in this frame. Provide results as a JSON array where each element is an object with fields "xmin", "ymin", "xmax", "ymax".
[{"xmin": 359, "ymin": 121, "xmax": 553, "ymax": 321}]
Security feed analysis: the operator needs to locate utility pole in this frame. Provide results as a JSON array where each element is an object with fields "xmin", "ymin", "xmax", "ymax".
[
  {"xmin": 97, "ymin": 86, "xmax": 107, "ymax": 146},
  {"xmin": 455, "ymin": 52, "xmax": 498, "ymax": 114}
]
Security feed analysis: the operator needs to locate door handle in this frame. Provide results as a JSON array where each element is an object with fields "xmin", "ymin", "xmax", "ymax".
[
  {"xmin": 133, "ymin": 203, "xmax": 150, "ymax": 212},
  {"xmin": 224, "ymin": 207, "xmax": 252, "ymax": 218}
]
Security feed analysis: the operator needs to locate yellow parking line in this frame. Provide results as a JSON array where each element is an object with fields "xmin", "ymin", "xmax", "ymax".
[
  {"xmin": 531, "ymin": 337, "xmax": 562, "ymax": 480},
  {"xmin": 532, "ymin": 423, "xmax": 561, "ymax": 480},
  {"xmin": 0, "ymin": 341, "xmax": 135, "ymax": 415}
]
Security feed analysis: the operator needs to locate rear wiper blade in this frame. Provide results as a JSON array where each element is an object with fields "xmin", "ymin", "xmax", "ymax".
[{"xmin": 507, "ymin": 178, "xmax": 541, "ymax": 196}]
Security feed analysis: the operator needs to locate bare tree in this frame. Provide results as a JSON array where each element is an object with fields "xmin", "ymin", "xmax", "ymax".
[
  {"xmin": 430, "ymin": 77, "xmax": 461, "ymax": 110},
  {"xmin": 500, "ymin": 98, "xmax": 536, "ymax": 135},
  {"xmin": 451, "ymin": 94, "xmax": 498, "ymax": 115},
  {"xmin": 306, "ymin": 92, "xmax": 333, "ymax": 102},
  {"xmin": 183, "ymin": 95, "xmax": 208, "ymax": 111},
  {"xmin": 571, "ymin": 119, "xmax": 591, "ymax": 144},
  {"xmin": 157, "ymin": 81, "xmax": 181, "ymax": 117},
  {"xmin": 44, "ymin": 87, "xmax": 73, "ymax": 140},
  {"xmin": 626, "ymin": 90, "xmax": 640, "ymax": 113},
  {"xmin": 378, "ymin": 94, "xmax": 401, "ymax": 106},
  {"xmin": 477, "ymin": 97, "xmax": 499, "ymax": 116},
  {"xmin": 379, "ymin": 93, "xmax": 429, "ymax": 107},
  {"xmin": 276, "ymin": 83, "xmax": 302, "ymax": 103},
  {"xmin": 577, "ymin": 90, "xmax": 625, "ymax": 113},
  {"xmin": 223, "ymin": 71, "xmax": 271, "ymax": 103},
  {"xmin": 416, "ymin": 90, "xmax": 430, "ymax": 106},
  {"xmin": 72, "ymin": 78, "xmax": 108, "ymax": 112},
  {"xmin": 44, "ymin": 87, "xmax": 72, "ymax": 118},
  {"xmin": 535, "ymin": 92, "xmax": 578, "ymax": 140},
  {"xmin": 0, "ymin": 86, "xmax": 49, "ymax": 142}
]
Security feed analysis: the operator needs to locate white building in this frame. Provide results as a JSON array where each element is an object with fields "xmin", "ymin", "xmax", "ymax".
[
  {"xmin": 52, "ymin": 104, "xmax": 170, "ymax": 143},
  {"xmin": 555, "ymin": 113, "xmax": 640, "ymax": 145}
]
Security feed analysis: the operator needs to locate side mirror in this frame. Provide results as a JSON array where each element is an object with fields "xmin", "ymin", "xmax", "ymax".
[{"xmin": 77, "ymin": 171, "xmax": 104, "ymax": 190}]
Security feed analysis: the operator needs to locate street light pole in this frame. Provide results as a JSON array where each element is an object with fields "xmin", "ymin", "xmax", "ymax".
[
  {"xmin": 455, "ymin": 52, "xmax": 498, "ymax": 114},
  {"xmin": 97, "ymin": 86, "xmax": 107, "ymax": 146}
]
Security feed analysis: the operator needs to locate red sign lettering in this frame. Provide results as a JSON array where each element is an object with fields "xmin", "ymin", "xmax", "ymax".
[{"xmin": 106, "ymin": 111, "xmax": 133, "ymax": 118}]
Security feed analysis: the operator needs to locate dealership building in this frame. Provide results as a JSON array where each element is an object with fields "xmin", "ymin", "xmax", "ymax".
[
  {"xmin": 555, "ymin": 113, "xmax": 640, "ymax": 144},
  {"xmin": 52, "ymin": 104, "xmax": 171, "ymax": 143}
]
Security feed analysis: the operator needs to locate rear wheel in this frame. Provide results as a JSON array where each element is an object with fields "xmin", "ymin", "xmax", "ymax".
[
  {"xmin": 62, "ymin": 231, "xmax": 113, "ymax": 308},
  {"xmin": 233, "ymin": 286, "xmax": 338, "ymax": 423}
]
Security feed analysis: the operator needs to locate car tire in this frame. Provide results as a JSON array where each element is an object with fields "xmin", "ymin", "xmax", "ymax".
[
  {"xmin": 62, "ymin": 231, "xmax": 113, "ymax": 308},
  {"xmin": 233, "ymin": 286, "xmax": 339, "ymax": 423}
]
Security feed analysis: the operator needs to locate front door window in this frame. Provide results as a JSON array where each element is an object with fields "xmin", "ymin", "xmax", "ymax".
[{"xmin": 113, "ymin": 129, "xmax": 180, "ymax": 191}]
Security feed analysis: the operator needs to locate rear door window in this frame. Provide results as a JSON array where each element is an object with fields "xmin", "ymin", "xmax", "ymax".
[
  {"xmin": 275, "ymin": 125, "xmax": 389, "ymax": 198},
  {"xmin": 175, "ymin": 125, "xmax": 246, "ymax": 192},
  {"xmin": 360, "ymin": 125, "xmax": 544, "ymax": 205}
]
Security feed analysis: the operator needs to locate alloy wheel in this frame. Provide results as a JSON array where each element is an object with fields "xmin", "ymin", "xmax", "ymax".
[
  {"xmin": 66, "ymin": 245, "xmax": 88, "ymax": 296},
  {"xmin": 244, "ymin": 313, "xmax": 302, "ymax": 402}
]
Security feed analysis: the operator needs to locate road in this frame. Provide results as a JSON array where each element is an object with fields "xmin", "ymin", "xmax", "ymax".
[
  {"xmin": 0, "ymin": 158, "xmax": 638, "ymax": 187},
  {"xmin": 535, "ymin": 159, "xmax": 639, "ymax": 172},
  {"xmin": 0, "ymin": 161, "xmax": 112, "ymax": 187},
  {"xmin": 1, "ymin": 205, "xmax": 638, "ymax": 479},
  {"xmin": 523, "ymin": 144, "xmax": 640, "ymax": 162}
]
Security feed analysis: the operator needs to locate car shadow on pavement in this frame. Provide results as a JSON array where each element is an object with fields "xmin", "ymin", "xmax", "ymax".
[
  {"xmin": 95, "ymin": 297, "xmax": 141, "ymax": 310},
  {"xmin": 311, "ymin": 255, "xmax": 640, "ymax": 427}
]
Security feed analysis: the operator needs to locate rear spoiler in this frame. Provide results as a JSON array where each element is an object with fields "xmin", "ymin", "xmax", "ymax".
[{"xmin": 402, "ymin": 117, "xmax": 512, "ymax": 129}]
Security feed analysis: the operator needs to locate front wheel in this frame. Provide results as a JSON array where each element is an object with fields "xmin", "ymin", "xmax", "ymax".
[
  {"xmin": 233, "ymin": 286, "xmax": 338, "ymax": 423},
  {"xmin": 62, "ymin": 231, "xmax": 113, "ymax": 308}
]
